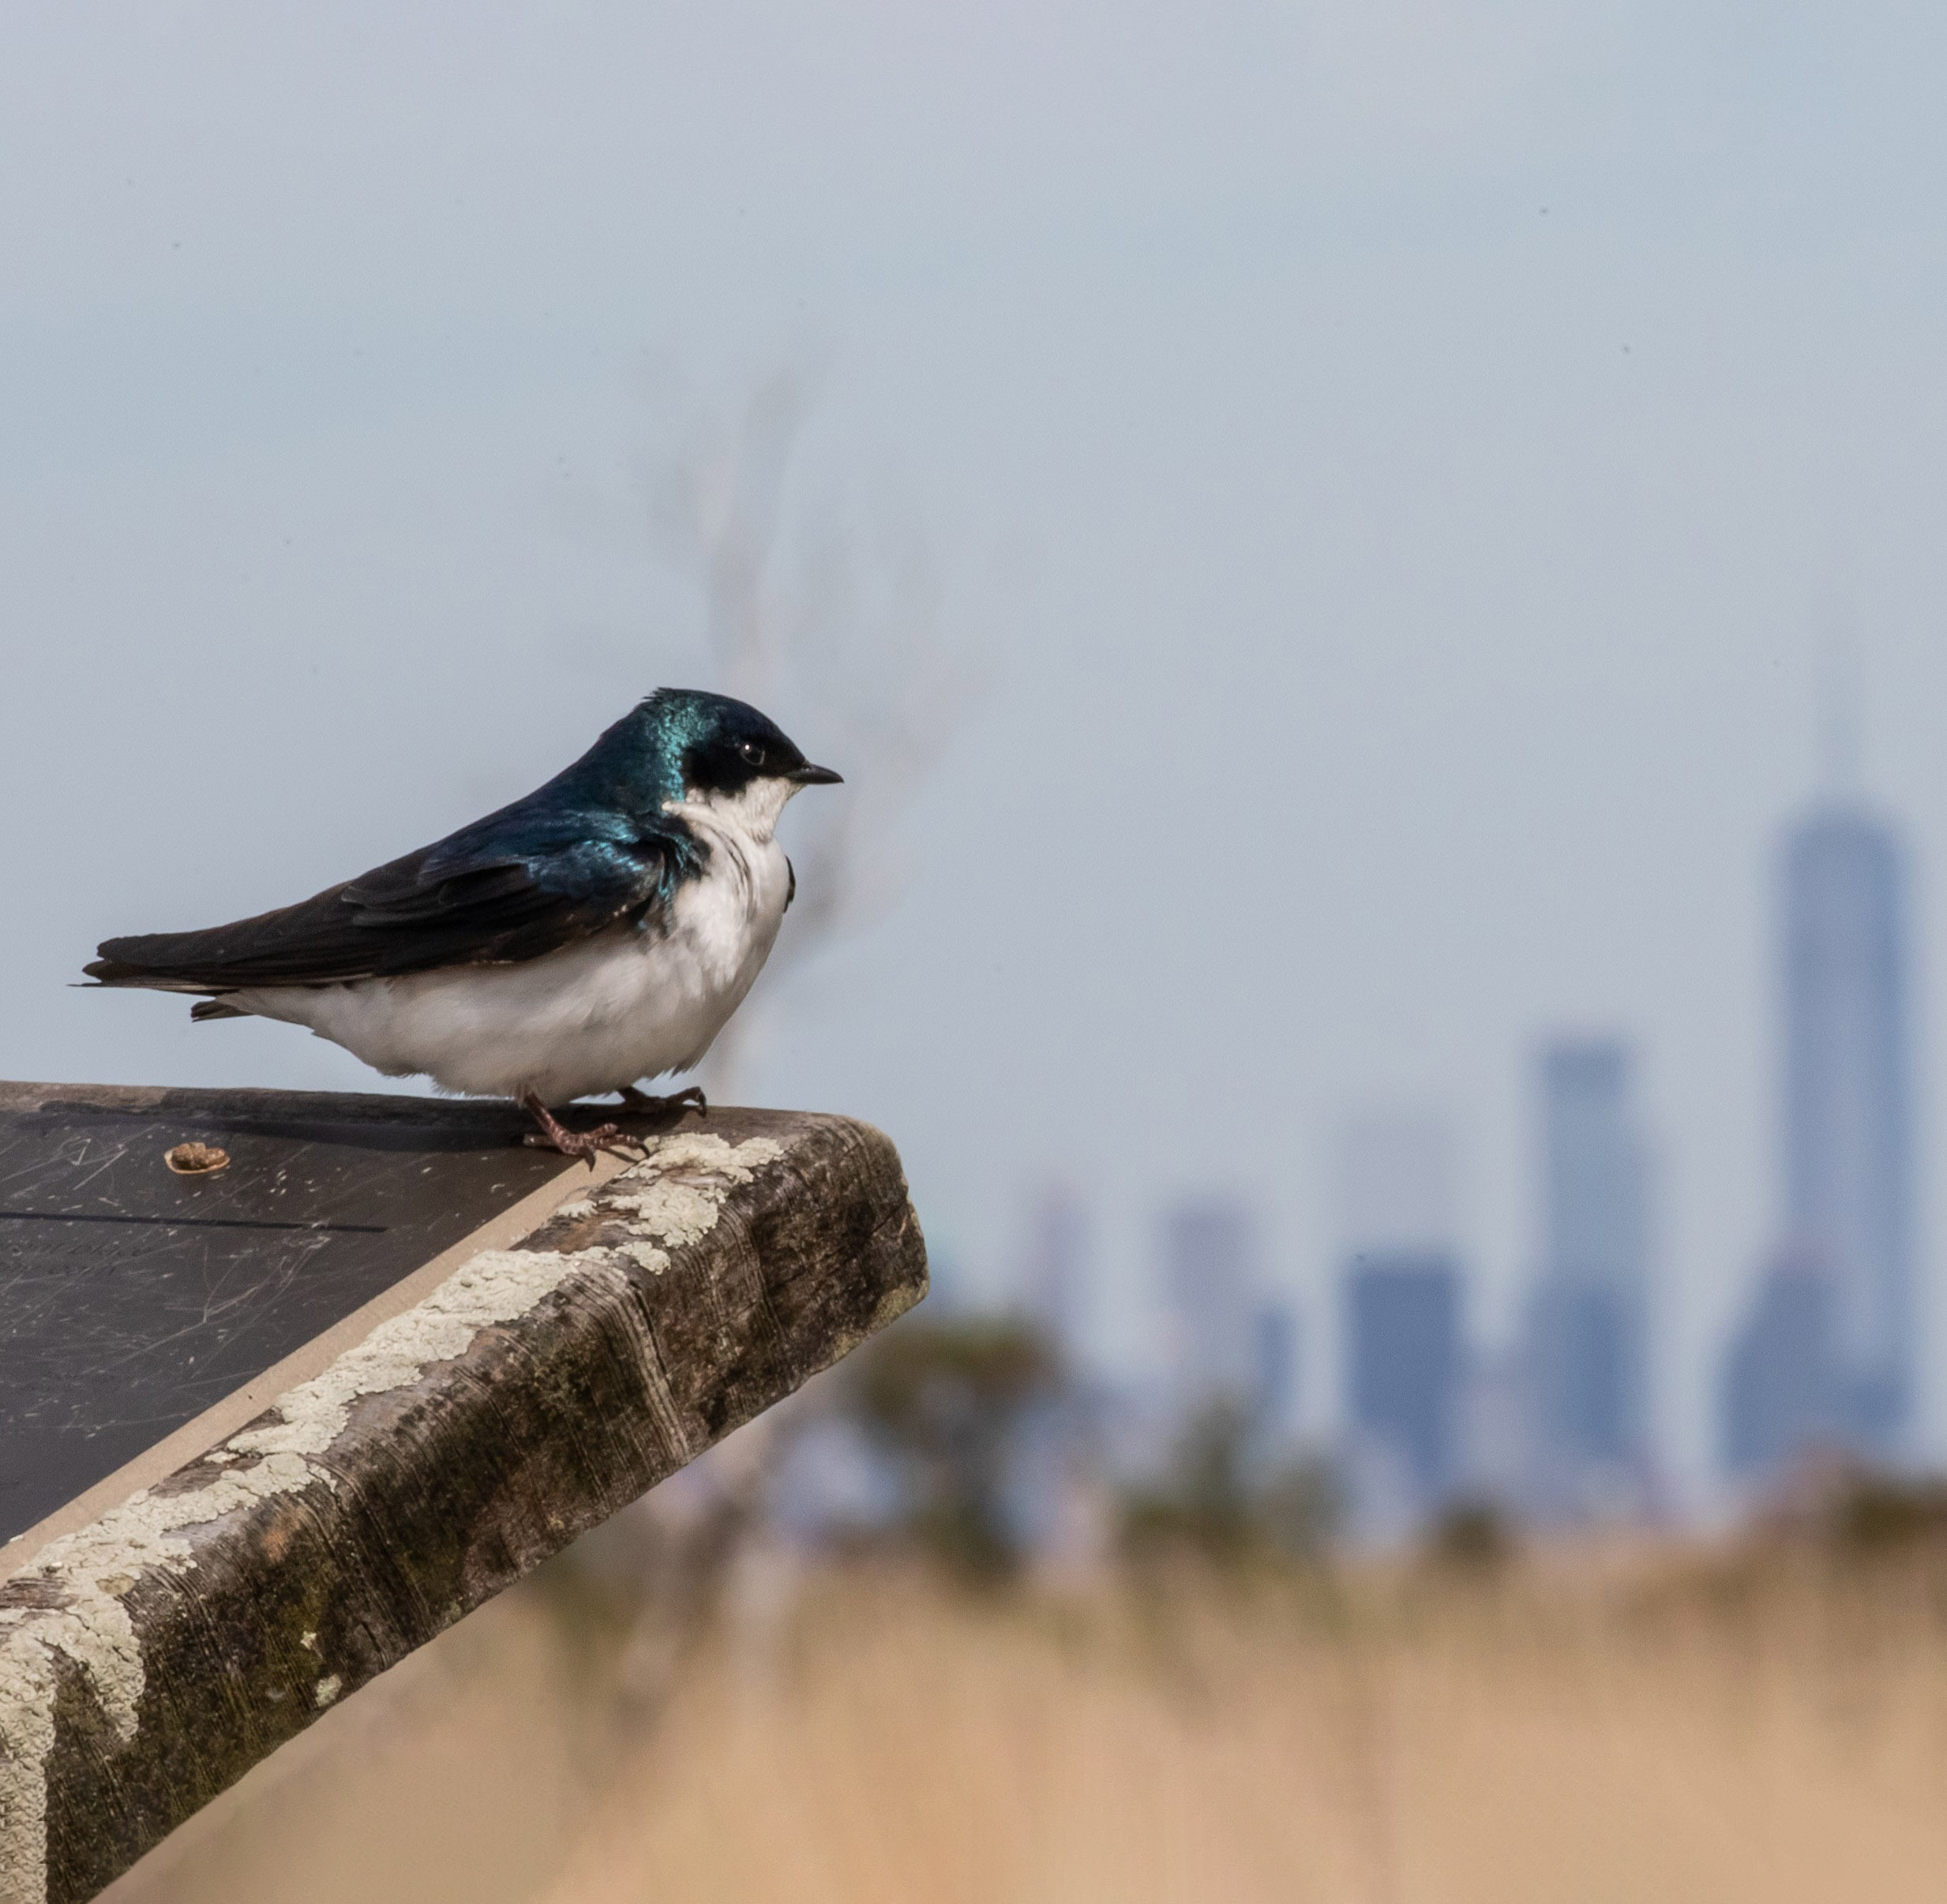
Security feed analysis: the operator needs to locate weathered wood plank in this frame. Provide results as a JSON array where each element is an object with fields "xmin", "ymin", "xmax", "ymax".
[
  {"xmin": 0, "ymin": 1109, "xmax": 926, "ymax": 1904},
  {"xmin": 0, "ymin": 1084, "xmax": 576, "ymax": 1545}
]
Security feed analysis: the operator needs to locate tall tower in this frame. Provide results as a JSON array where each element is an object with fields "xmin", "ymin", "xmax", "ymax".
[
  {"xmin": 1344, "ymin": 1251, "xmax": 1462, "ymax": 1509},
  {"xmin": 1780, "ymin": 804, "xmax": 1914, "ymax": 1452},
  {"xmin": 1160, "ymin": 1200, "xmax": 1260, "ymax": 1416},
  {"xmin": 1017, "ymin": 1183, "xmax": 1090, "ymax": 1366},
  {"xmin": 1336, "ymin": 1115, "xmax": 1464, "ymax": 1521},
  {"xmin": 1522, "ymin": 1039, "xmax": 1650, "ymax": 1507}
]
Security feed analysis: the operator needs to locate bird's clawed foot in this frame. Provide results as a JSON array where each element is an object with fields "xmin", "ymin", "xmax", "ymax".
[
  {"xmin": 518, "ymin": 1086, "xmax": 705, "ymax": 1169},
  {"xmin": 615, "ymin": 1083, "xmax": 708, "ymax": 1120},
  {"xmin": 520, "ymin": 1092, "xmax": 641, "ymax": 1169}
]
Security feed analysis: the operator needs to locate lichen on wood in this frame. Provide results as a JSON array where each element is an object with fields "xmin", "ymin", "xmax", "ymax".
[{"xmin": 0, "ymin": 1111, "xmax": 925, "ymax": 1904}]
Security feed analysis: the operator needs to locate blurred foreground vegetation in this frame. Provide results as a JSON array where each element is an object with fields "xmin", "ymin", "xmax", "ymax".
[
  {"xmin": 110, "ymin": 1470, "xmax": 1947, "ymax": 1904},
  {"xmin": 103, "ymin": 1317, "xmax": 1947, "ymax": 1904}
]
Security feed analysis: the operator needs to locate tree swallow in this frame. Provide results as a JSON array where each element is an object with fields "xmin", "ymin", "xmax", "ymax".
[{"xmin": 85, "ymin": 689, "xmax": 842, "ymax": 1161}]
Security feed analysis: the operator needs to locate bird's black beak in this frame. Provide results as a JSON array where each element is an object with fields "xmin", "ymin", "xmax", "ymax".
[{"xmin": 789, "ymin": 763, "xmax": 844, "ymax": 785}]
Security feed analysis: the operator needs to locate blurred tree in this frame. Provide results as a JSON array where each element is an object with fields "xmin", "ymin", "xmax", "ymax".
[
  {"xmin": 1824, "ymin": 1471, "xmax": 1947, "ymax": 1559},
  {"xmin": 848, "ymin": 1315, "xmax": 1057, "ymax": 1584},
  {"xmin": 1124, "ymin": 1400, "xmax": 1342, "ymax": 1566},
  {"xmin": 1257, "ymin": 1452, "xmax": 1344, "ymax": 1562},
  {"xmin": 1124, "ymin": 1398, "xmax": 1256, "ymax": 1562},
  {"xmin": 1424, "ymin": 1499, "xmax": 1517, "ymax": 1574},
  {"xmin": 647, "ymin": 366, "xmax": 976, "ymax": 1097}
]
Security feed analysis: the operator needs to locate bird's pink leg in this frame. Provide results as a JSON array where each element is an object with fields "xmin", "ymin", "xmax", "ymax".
[{"xmin": 520, "ymin": 1091, "xmax": 634, "ymax": 1168}]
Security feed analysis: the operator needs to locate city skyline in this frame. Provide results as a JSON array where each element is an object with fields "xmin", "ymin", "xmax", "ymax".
[{"xmin": 1011, "ymin": 741, "xmax": 1926, "ymax": 1525}]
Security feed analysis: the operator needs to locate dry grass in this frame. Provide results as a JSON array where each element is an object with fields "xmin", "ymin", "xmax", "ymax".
[
  {"xmin": 109, "ymin": 1544, "xmax": 1947, "ymax": 1904},
  {"xmin": 543, "ymin": 1555, "xmax": 1947, "ymax": 1904}
]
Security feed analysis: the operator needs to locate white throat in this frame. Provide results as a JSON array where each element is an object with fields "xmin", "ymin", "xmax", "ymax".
[{"xmin": 667, "ymin": 774, "xmax": 801, "ymax": 846}]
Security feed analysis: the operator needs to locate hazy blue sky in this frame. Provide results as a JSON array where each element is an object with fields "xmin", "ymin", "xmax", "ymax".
[{"xmin": 7, "ymin": 2, "xmax": 1947, "ymax": 1501}]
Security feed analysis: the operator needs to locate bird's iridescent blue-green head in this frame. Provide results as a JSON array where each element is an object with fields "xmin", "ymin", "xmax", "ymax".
[{"xmin": 596, "ymin": 688, "xmax": 842, "ymax": 811}]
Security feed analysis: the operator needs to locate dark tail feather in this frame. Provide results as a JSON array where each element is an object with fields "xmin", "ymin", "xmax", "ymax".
[
  {"xmin": 83, "ymin": 955, "xmax": 150, "ymax": 985},
  {"xmin": 189, "ymin": 999, "xmax": 247, "ymax": 1022},
  {"xmin": 84, "ymin": 951, "xmax": 226, "ymax": 996}
]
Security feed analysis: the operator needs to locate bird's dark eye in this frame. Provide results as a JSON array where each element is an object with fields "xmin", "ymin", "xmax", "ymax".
[{"xmin": 737, "ymin": 739, "xmax": 766, "ymax": 766}]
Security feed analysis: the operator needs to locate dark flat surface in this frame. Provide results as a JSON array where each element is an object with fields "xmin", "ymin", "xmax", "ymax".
[{"xmin": 0, "ymin": 1085, "xmax": 572, "ymax": 1544}]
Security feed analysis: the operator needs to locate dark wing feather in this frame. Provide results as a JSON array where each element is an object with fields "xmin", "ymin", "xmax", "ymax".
[{"xmin": 86, "ymin": 813, "xmax": 698, "ymax": 994}]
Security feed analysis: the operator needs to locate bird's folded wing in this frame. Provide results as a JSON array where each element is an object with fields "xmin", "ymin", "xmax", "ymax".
[{"xmin": 85, "ymin": 817, "xmax": 692, "ymax": 991}]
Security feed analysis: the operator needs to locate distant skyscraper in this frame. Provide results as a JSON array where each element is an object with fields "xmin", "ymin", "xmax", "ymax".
[
  {"xmin": 1343, "ymin": 1250, "xmax": 1463, "ymax": 1509},
  {"xmin": 1778, "ymin": 805, "xmax": 1915, "ymax": 1454},
  {"xmin": 1540, "ymin": 1041, "xmax": 1649, "ymax": 1308},
  {"xmin": 1338, "ymin": 1115, "xmax": 1455, "ymax": 1258},
  {"xmin": 1017, "ymin": 1183, "xmax": 1090, "ymax": 1364},
  {"xmin": 1011, "ymin": 1185, "xmax": 1110, "ymax": 1570},
  {"xmin": 1161, "ymin": 1200, "xmax": 1260, "ymax": 1415},
  {"xmin": 1720, "ymin": 1246, "xmax": 1842, "ymax": 1481},
  {"xmin": 1251, "ymin": 1302, "xmax": 1300, "ymax": 1452},
  {"xmin": 1335, "ymin": 1115, "xmax": 1465, "ymax": 1524},
  {"xmin": 1521, "ymin": 1039, "xmax": 1651, "ymax": 1511},
  {"xmin": 1457, "ymin": 1350, "xmax": 1529, "ymax": 1509}
]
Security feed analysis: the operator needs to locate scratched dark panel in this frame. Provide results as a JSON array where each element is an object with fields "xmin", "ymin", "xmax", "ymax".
[{"xmin": 0, "ymin": 1087, "xmax": 571, "ymax": 1545}]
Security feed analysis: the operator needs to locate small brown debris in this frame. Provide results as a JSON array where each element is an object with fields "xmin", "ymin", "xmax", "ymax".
[{"xmin": 164, "ymin": 1141, "xmax": 231, "ymax": 1175}]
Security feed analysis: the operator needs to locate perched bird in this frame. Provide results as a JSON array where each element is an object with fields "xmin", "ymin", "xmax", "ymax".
[{"xmin": 85, "ymin": 689, "xmax": 842, "ymax": 1161}]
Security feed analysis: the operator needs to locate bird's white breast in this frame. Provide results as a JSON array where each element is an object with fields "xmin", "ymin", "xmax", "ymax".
[{"xmin": 228, "ymin": 782, "xmax": 796, "ymax": 1104}]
